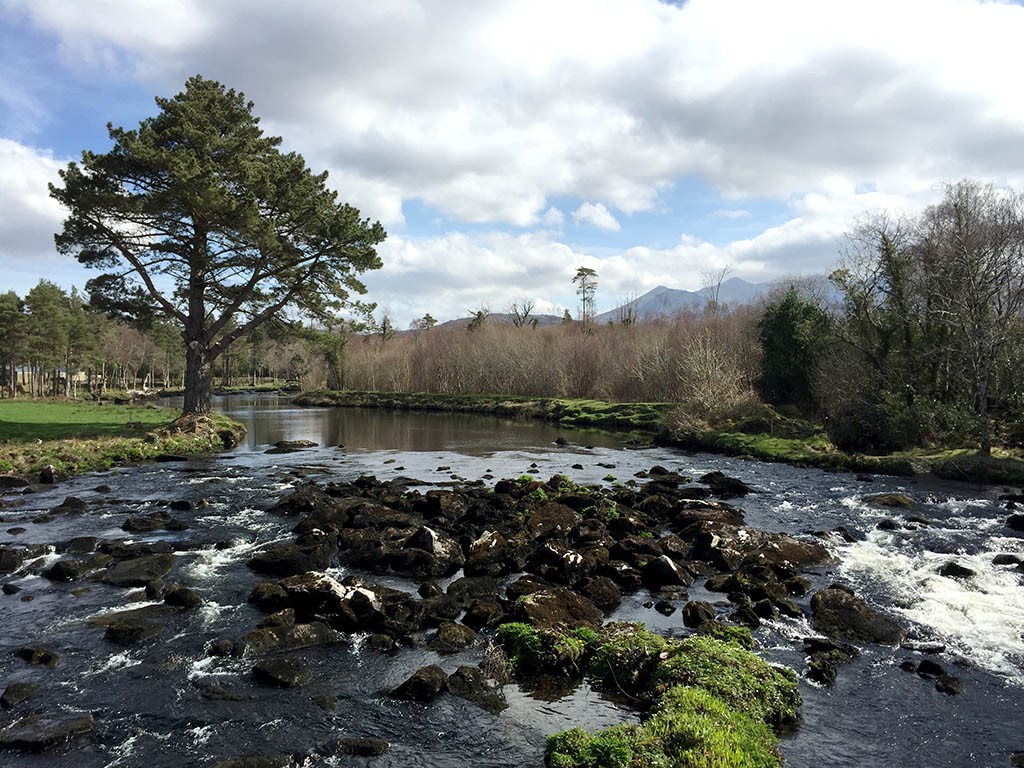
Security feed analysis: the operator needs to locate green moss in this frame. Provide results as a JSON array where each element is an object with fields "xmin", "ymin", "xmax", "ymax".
[
  {"xmin": 589, "ymin": 623, "xmax": 669, "ymax": 698},
  {"xmin": 650, "ymin": 636, "xmax": 800, "ymax": 729},
  {"xmin": 545, "ymin": 687, "xmax": 780, "ymax": 768},
  {"xmin": 696, "ymin": 622, "xmax": 754, "ymax": 650},
  {"xmin": 496, "ymin": 622, "xmax": 596, "ymax": 678}
]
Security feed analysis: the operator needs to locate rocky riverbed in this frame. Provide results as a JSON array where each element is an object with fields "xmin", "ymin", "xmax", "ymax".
[
  {"xmin": 0, "ymin": 458, "xmax": 974, "ymax": 767},
  {"xmin": 1, "ymin": 400, "xmax": 1023, "ymax": 767}
]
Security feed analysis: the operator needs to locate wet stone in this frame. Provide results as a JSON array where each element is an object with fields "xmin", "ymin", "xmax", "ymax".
[
  {"xmin": 335, "ymin": 737, "xmax": 390, "ymax": 756},
  {"xmin": 252, "ymin": 657, "xmax": 312, "ymax": 688},
  {"xmin": 1, "ymin": 683, "xmax": 39, "ymax": 709},
  {"xmin": 103, "ymin": 554, "xmax": 175, "ymax": 587},
  {"xmin": 104, "ymin": 618, "xmax": 165, "ymax": 646},
  {"xmin": 390, "ymin": 664, "xmax": 447, "ymax": 701},
  {"xmin": 164, "ymin": 584, "xmax": 204, "ymax": 608},
  {"xmin": 14, "ymin": 646, "xmax": 60, "ymax": 668},
  {"xmin": 0, "ymin": 712, "xmax": 93, "ymax": 752},
  {"xmin": 446, "ymin": 665, "xmax": 508, "ymax": 714}
]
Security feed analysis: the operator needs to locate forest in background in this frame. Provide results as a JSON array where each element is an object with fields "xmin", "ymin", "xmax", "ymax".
[{"xmin": 3, "ymin": 180, "xmax": 1024, "ymax": 457}]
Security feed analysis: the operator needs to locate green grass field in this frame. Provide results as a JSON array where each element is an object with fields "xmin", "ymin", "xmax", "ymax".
[{"xmin": 0, "ymin": 400, "xmax": 174, "ymax": 442}]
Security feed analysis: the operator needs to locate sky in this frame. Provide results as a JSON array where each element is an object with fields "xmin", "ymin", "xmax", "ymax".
[{"xmin": 3, "ymin": 0, "xmax": 1024, "ymax": 326}]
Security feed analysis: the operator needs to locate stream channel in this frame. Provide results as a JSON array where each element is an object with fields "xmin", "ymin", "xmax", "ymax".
[{"xmin": 1, "ymin": 393, "xmax": 1023, "ymax": 767}]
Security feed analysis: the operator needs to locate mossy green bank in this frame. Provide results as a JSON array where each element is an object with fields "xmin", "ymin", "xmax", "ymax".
[{"xmin": 0, "ymin": 400, "xmax": 246, "ymax": 480}]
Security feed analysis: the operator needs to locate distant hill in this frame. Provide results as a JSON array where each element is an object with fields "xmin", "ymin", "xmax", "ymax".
[{"xmin": 595, "ymin": 277, "xmax": 770, "ymax": 323}]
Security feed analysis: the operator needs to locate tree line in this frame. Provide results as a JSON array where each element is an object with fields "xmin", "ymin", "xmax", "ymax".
[{"xmin": 0, "ymin": 281, "xmax": 319, "ymax": 398}]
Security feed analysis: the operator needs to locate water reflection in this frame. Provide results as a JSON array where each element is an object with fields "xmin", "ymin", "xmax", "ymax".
[{"xmin": 168, "ymin": 393, "xmax": 630, "ymax": 454}]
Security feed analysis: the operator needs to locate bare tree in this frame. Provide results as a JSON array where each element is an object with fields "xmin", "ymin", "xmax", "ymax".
[
  {"xmin": 509, "ymin": 300, "xmax": 535, "ymax": 328},
  {"xmin": 701, "ymin": 265, "xmax": 731, "ymax": 317},
  {"xmin": 918, "ymin": 181, "xmax": 1024, "ymax": 455}
]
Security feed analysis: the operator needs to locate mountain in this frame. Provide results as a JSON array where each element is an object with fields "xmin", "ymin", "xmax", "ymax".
[{"xmin": 594, "ymin": 277, "xmax": 770, "ymax": 323}]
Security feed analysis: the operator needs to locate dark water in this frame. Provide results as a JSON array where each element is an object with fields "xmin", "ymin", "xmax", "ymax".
[{"xmin": 0, "ymin": 394, "xmax": 1021, "ymax": 767}]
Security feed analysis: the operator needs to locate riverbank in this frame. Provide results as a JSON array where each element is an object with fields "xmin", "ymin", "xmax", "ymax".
[
  {"xmin": 294, "ymin": 390, "xmax": 1024, "ymax": 485},
  {"xmin": 0, "ymin": 400, "xmax": 246, "ymax": 482}
]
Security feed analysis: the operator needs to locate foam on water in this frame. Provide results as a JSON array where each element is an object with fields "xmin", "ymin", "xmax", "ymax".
[
  {"xmin": 837, "ymin": 529, "xmax": 1024, "ymax": 682},
  {"xmin": 90, "ymin": 650, "xmax": 142, "ymax": 675}
]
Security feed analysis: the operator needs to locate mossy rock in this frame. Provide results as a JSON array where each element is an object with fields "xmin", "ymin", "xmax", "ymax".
[
  {"xmin": 650, "ymin": 636, "xmax": 800, "ymax": 730},
  {"xmin": 588, "ymin": 623, "xmax": 669, "ymax": 698},
  {"xmin": 545, "ymin": 687, "xmax": 779, "ymax": 768},
  {"xmin": 496, "ymin": 622, "xmax": 598, "ymax": 678}
]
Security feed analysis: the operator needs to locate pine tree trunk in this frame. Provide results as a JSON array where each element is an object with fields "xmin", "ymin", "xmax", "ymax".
[{"xmin": 183, "ymin": 344, "xmax": 213, "ymax": 415}]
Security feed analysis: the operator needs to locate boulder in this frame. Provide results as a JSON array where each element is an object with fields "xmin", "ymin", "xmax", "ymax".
[
  {"xmin": 810, "ymin": 585, "xmax": 905, "ymax": 645},
  {"xmin": 14, "ymin": 646, "xmax": 60, "ymax": 668},
  {"xmin": 399, "ymin": 526, "xmax": 465, "ymax": 578},
  {"xmin": 242, "ymin": 622, "xmax": 338, "ymax": 656},
  {"xmin": 1, "ymin": 683, "xmax": 39, "ymax": 710},
  {"xmin": 335, "ymin": 737, "xmax": 390, "ymax": 756},
  {"xmin": 698, "ymin": 471, "xmax": 753, "ymax": 499},
  {"xmin": 0, "ymin": 546, "xmax": 26, "ymax": 573},
  {"xmin": 0, "ymin": 712, "xmax": 93, "ymax": 752},
  {"xmin": 681, "ymin": 600, "xmax": 716, "ymax": 628},
  {"xmin": 252, "ymin": 658, "xmax": 312, "ymax": 688},
  {"xmin": 446, "ymin": 665, "xmax": 508, "ymax": 713},
  {"xmin": 429, "ymin": 622, "xmax": 477, "ymax": 654},
  {"xmin": 803, "ymin": 636, "xmax": 859, "ymax": 686},
  {"xmin": 246, "ymin": 531, "xmax": 338, "ymax": 577},
  {"xmin": 641, "ymin": 555, "xmax": 694, "ymax": 590},
  {"xmin": 462, "ymin": 598, "xmax": 506, "ymax": 630},
  {"xmin": 103, "ymin": 554, "xmax": 175, "ymax": 587},
  {"xmin": 390, "ymin": 665, "xmax": 447, "ymax": 701},
  {"xmin": 525, "ymin": 504, "xmax": 579, "ymax": 540},
  {"xmin": 579, "ymin": 576, "xmax": 622, "ymax": 612},
  {"xmin": 938, "ymin": 562, "xmax": 975, "ymax": 579},
  {"xmin": 164, "ymin": 585, "xmax": 204, "ymax": 608},
  {"xmin": 1006, "ymin": 513, "xmax": 1024, "ymax": 532},
  {"xmin": 103, "ymin": 618, "xmax": 165, "ymax": 646},
  {"xmin": 864, "ymin": 493, "xmax": 914, "ymax": 508},
  {"xmin": 511, "ymin": 587, "xmax": 602, "ymax": 629}
]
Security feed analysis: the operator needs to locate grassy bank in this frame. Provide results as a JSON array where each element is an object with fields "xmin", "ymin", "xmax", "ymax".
[
  {"xmin": 296, "ymin": 389, "xmax": 1024, "ymax": 484},
  {"xmin": 295, "ymin": 390, "xmax": 676, "ymax": 432},
  {"xmin": 0, "ymin": 400, "xmax": 246, "ymax": 480}
]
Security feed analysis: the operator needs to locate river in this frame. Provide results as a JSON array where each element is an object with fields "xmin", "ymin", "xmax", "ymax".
[{"xmin": 0, "ymin": 394, "xmax": 1022, "ymax": 767}]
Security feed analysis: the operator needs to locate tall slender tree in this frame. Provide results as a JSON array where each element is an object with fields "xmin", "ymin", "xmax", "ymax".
[{"xmin": 50, "ymin": 76, "xmax": 385, "ymax": 415}]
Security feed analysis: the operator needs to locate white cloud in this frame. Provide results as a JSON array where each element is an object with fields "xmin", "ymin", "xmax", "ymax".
[
  {"xmin": 12, "ymin": 0, "xmax": 1024, "ymax": 227},
  {"xmin": 0, "ymin": 139, "xmax": 66, "ymax": 258},
  {"xmin": 7, "ymin": 0, "xmax": 1024, "ymax": 318},
  {"xmin": 572, "ymin": 202, "xmax": 621, "ymax": 231}
]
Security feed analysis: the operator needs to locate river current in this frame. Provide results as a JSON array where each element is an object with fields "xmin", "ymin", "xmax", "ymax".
[{"xmin": 1, "ymin": 394, "xmax": 1022, "ymax": 767}]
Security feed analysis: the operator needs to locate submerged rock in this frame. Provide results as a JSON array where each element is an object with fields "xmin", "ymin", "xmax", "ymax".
[
  {"xmin": 390, "ymin": 665, "xmax": 447, "ymax": 701},
  {"xmin": 242, "ymin": 622, "xmax": 338, "ymax": 656},
  {"xmin": 335, "ymin": 737, "xmax": 390, "ymax": 756},
  {"xmin": 865, "ymin": 493, "xmax": 915, "ymax": 508},
  {"xmin": 0, "ymin": 712, "xmax": 93, "ymax": 752},
  {"xmin": 1, "ymin": 683, "xmax": 39, "ymax": 710},
  {"xmin": 103, "ymin": 553, "xmax": 175, "ymax": 587},
  {"xmin": 13, "ymin": 646, "xmax": 60, "ymax": 668},
  {"xmin": 252, "ymin": 658, "xmax": 312, "ymax": 688},
  {"xmin": 446, "ymin": 665, "xmax": 508, "ymax": 713}
]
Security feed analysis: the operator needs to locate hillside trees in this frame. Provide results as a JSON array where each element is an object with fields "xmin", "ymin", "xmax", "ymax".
[
  {"xmin": 829, "ymin": 181, "xmax": 1024, "ymax": 453},
  {"xmin": 50, "ymin": 75, "xmax": 385, "ymax": 415}
]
